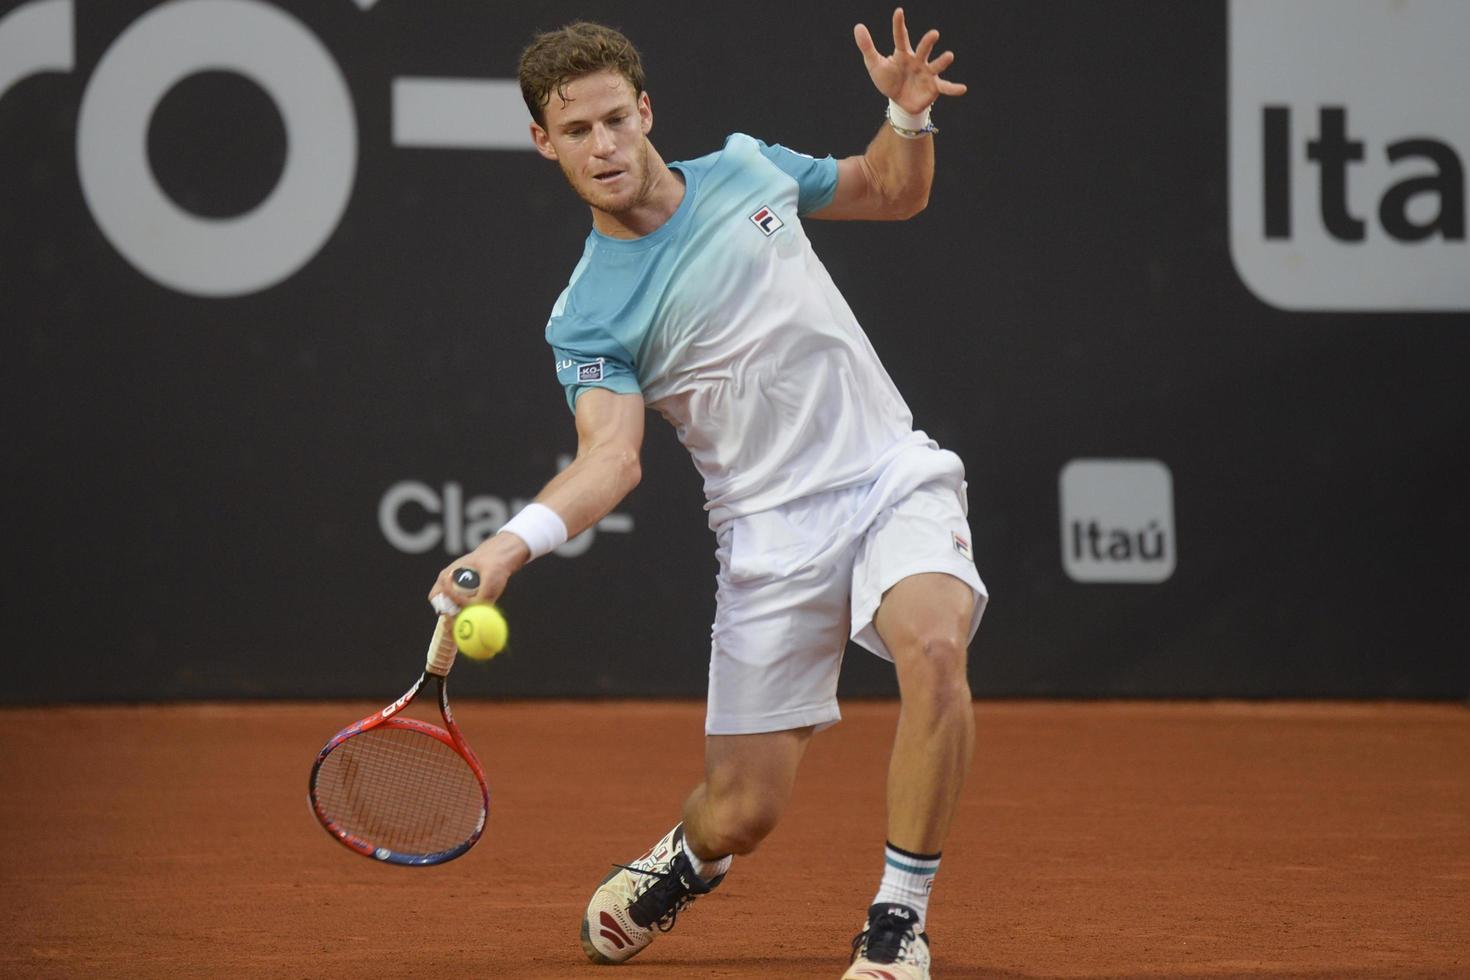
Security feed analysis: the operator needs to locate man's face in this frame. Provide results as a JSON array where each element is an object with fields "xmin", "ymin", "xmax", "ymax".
[{"xmin": 530, "ymin": 70, "xmax": 655, "ymax": 218}]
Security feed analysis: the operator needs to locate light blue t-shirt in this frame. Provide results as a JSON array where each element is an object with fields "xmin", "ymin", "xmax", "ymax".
[{"xmin": 546, "ymin": 133, "xmax": 921, "ymax": 526}]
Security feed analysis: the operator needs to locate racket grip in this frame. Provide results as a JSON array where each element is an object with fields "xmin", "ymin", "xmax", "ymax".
[
  {"xmin": 426, "ymin": 567, "xmax": 479, "ymax": 676},
  {"xmin": 426, "ymin": 614, "xmax": 458, "ymax": 677}
]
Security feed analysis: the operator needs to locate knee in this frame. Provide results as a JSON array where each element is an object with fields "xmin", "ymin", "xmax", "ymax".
[
  {"xmin": 894, "ymin": 633, "xmax": 972, "ymax": 712},
  {"xmin": 697, "ymin": 791, "xmax": 784, "ymax": 857}
]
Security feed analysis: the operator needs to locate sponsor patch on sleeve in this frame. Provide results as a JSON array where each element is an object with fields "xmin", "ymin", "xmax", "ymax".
[{"xmin": 576, "ymin": 359, "xmax": 605, "ymax": 383}]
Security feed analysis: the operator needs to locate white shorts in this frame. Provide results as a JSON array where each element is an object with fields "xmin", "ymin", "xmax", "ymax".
[{"xmin": 705, "ymin": 444, "xmax": 988, "ymax": 735}]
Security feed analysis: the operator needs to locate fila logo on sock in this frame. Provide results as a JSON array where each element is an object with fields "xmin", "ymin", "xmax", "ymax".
[{"xmin": 749, "ymin": 205, "xmax": 784, "ymax": 236}]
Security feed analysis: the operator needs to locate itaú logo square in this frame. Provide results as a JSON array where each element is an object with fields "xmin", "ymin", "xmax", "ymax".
[
  {"xmin": 1060, "ymin": 460, "xmax": 1175, "ymax": 584},
  {"xmin": 1229, "ymin": 0, "xmax": 1469, "ymax": 311}
]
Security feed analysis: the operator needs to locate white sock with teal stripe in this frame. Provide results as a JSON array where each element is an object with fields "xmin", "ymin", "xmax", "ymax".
[{"xmin": 872, "ymin": 842, "xmax": 941, "ymax": 931}]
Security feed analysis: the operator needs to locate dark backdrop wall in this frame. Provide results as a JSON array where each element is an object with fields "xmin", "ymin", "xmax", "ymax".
[{"xmin": 3, "ymin": 1, "xmax": 1467, "ymax": 703}]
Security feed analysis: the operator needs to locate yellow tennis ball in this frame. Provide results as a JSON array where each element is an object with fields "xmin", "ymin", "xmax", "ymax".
[{"xmin": 454, "ymin": 603, "xmax": 508, "ymax": 660}]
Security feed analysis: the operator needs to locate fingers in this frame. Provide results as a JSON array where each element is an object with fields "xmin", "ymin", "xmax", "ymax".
[
  {"xmin": 914, "ymin": 28, "xmax": 939, "ymax": 62},
  {"xmin": 855, "ymin": 11, "xmax": 966, "ymax": 105},
  {"xmin": 853, "ymin": 22, "xmax": 881, "ymax": 69},
  {"xmin": 892, "ymin": 14, "xmax": 956, "ymax": 80},
  {"xmin": 891, "ymin": 7, "xmax": 910, "ymax": 54},
  {"xmin": 927, "ymin": 46, "xmax": 964, "ymax": 98},
  {"xmin": 872, "ymin": 10, "xmax": 955, "ymax": 70}
]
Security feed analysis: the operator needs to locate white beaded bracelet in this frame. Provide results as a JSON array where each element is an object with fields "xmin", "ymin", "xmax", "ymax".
[{"xmin": 499, "ymin": 502, "xmax": 569, "ymax": 561}]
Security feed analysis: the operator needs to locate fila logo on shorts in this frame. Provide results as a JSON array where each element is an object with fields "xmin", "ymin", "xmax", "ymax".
[
  {"xmin": 577, "ymin": 359, "xmax": 605, "ymax": 382},
  {"xmin": 749, "ymin": 205, "xmax": 784, "ymax": 236},
  {"xmin": 952, "ymin": 531, "xmax": 973, "ymax": 561}
]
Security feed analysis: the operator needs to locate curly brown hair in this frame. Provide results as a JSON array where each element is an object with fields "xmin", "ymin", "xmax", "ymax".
[{"xmin": 518, "ymin": 21, "xmax": 647, "ymax": 126}]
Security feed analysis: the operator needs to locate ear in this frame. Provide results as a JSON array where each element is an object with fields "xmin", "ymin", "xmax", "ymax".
[
  {"xmin": 530, "ymin": 122, "xmax": 558, "ymax": 161},
  {"xmin": 638, "ymin": 91, "xmax": 652, "ymax": 135}
]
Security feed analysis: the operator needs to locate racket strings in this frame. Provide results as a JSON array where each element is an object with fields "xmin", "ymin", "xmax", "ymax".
[{"xmin": 314, "ymin": 727, "xmax": 483, "ymax": 855}]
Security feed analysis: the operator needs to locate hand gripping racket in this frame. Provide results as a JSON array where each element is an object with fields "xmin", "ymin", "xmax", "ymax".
[{"xmin": 309, "ymin": 568, "xmax": 490, "ymax": 865}]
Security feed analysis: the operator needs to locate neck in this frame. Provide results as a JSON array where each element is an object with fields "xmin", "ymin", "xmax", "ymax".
[{"xmin": 591, "ymin": 146, "xmax": 686, "ymax": 239}]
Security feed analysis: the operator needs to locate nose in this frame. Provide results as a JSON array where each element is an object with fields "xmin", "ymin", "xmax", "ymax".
[{"xmin": 589, "ymin": 123, "xmax": 615, "ymax": 156}]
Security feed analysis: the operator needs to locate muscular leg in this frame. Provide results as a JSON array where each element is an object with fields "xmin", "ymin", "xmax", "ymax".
[
  {"xmin": 681, "ymin": 726, "xmax": 814, "ymax": 860},
  {"xmin": 873, "ymin": 572, "xmax": 976, "ymax": 853}
]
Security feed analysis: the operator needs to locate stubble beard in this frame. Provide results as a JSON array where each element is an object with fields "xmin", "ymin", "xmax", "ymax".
[{"xmin": 565, "ymin": 138, "xmax": 655, "ymax": 218}]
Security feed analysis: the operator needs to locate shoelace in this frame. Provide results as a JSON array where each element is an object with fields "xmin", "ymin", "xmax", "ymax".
[
  {"xmin": 615, "ymin": 860, "xmax": 707, "ymax": 932},
  {"xmin": 851, "ymin": 914, "xmax": 917, "ymax": 965}
]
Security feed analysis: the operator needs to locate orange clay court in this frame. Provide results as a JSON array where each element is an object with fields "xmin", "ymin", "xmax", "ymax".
[{"xmin": 1, "ymin": 700, "xmax": 1467, "ymax": 979}]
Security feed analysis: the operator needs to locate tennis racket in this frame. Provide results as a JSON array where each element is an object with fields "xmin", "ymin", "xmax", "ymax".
[{"xmin": 308, "ymin": 567, "xmax": 490, "ymax": 866}]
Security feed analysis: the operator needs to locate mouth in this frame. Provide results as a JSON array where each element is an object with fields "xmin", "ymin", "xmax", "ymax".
[{"xmin": 591, "ymin": 168, "xmax": 626, "ymax": 185}]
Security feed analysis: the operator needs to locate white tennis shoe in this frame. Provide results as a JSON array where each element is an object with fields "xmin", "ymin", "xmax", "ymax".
[
  {"xmin": 842, "ymin": 903, "xmax": 932, "ymax": 980},
  {"xmin": 580, "ymin": 823, "xmax": 723, "ymax": 965}
]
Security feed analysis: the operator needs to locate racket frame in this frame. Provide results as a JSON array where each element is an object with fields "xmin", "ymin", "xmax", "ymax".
[{"xmin": 308, "ymin": 612, "xmax": 490, "ymax": 865}]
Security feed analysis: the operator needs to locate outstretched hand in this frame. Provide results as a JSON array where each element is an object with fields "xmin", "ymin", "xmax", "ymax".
[{"xmin": 854, "ymin": 7, "xmax": 967, "ymax": 114}]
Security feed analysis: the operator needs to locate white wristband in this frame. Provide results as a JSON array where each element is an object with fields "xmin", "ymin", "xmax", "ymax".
[
  {"xmin": 886, "ymin": 98, "xmax": 936, "ymax": 138},
  {"xmin": 499, "ymin": 503, "xmax": 569, "ymax": 561}
]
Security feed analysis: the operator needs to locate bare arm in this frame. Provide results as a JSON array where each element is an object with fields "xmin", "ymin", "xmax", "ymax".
[
  {"xmin": 532, "ymin": 388, "xmax": 645, "ymax": 534},
  {"xmin": 430, "ymin": 388, "xmax": 645, "ymax": 606},
  {"xmin": 811, "ymin": 7, "xmax": 967, "ymax": 222},
  {"xmin": 816, "ymin": 128, "xmax": 935, "ymax": 222}
]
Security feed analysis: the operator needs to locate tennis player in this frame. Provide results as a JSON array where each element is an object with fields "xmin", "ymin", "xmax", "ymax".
[{"xmin": 431, "ymin": 10, "xmax": 985, "ymax": 978}]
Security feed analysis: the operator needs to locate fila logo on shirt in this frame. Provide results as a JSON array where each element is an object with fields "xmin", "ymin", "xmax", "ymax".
[{"xmin": 749, "ymin": 205, "xmax": 784, "ymax": 236}]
